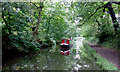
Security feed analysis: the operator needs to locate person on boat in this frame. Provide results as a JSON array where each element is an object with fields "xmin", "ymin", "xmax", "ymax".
[{"xmin": 69, "ymin": 37, "xmax": 73, "ymax": 40}]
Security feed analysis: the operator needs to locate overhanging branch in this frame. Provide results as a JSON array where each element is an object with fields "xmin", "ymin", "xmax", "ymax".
[
  {"xmin": 112, "ymin": 2, "xmax": 120, "ymax": 5},
  {"xmin": 2, "ymin": 13, "xmax": 11, "ymax": 34},
  {"xmin": 88, "ymin": 2, "xmax": 120, "ymax": 20},
  {"xmin": 30, "ymin": 2, "xmax": 39, "ymax": 9},
  {"xmin": 88, "ymin": 5, "xmax": 106, "ymax": 19}
]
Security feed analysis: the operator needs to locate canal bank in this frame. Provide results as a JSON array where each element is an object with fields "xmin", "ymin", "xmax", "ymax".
[{"xmin": 3, "ymin": 37, "xmax": 102, "ymax": 71}]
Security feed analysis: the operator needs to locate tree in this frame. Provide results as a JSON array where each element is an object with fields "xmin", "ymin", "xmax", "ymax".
[
  {"xmin": 2, "ymin": 2, "xmax": 76, "ymax": 53},
  {"xmin": 30, "ymin": 2, "xmax": 44, "ymax": 37},
  {"xmin": 89, "ymin": 2, "xmax": 119, "ymax": 33}
]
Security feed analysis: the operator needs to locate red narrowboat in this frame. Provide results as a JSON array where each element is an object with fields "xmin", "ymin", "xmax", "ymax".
[{"xmin": 60, "ymin": 39, "xmax": 70, "ymax": 55}]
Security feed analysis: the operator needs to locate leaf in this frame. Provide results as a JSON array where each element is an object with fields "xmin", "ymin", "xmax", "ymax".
[
  {"xmin": 104, "ymin": 1, "xmax": 109, "ymax": 4},
  {"xmin": 35, "ymin": 48, "xmax": 40, "ymax": 51}
]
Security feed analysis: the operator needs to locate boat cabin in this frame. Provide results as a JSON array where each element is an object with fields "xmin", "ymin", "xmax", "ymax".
[{"xmin": 60, "ymin": 39, "xmax": 70, "ymax": 51}]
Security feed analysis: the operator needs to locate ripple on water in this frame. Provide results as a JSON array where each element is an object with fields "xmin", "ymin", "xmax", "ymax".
[
  {"xmin": 74, "ymin": 54, "xmax": 80, "ymax": 59},
  {"xmin": 30, "ymin": 64, "xmax": 34, "ymax": 68},
  {"xmin": 76, "ymin": 64, "xmax": 82, "ymax": 68},
  {"xmin": 43, "ymin": 66, "xmax": 48, "ymax": 69},
  {"xmin": 74, "ymin": 66, "xmax": 78, "ymax": 70},
  {"xmin": 24, "ymin": 64, "xmax": 27, "ymax": 68},
  {"xmin": 84, "ymin": 65, "xmax": 89, "ymax": 68}
]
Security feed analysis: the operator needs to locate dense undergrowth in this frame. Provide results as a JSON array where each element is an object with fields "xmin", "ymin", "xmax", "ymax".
[
  {"xmin": 2, "ymin": 2, "xmax": 75, "ymax": 54},
  {"xmin": 85, "ymin": 31, "xmax": 120, "ymax": 50}
]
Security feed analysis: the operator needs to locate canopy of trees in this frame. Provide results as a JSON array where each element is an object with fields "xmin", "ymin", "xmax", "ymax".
[{"xmin": 2, "ymin": 1, "xmax": 120, "ymax": 54}]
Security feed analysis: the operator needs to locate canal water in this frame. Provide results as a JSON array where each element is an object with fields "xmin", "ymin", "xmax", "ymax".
[{"xmin": 3, "ymin": 37, "xmax": 101, "ymax": 71}]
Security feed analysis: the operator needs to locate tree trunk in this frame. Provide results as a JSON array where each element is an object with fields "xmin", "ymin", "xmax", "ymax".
[
  {"xmin": 47, "ymin": 14, "xmax": 51, "ymax": 34},
  {"xmin": 33, "ymin": 9, "xmax": 42, "ymax": 37},
  {"xmin": 107, "ymin": 2, "xmax": 119, "ymax": 32},
  {"xmin": 95, "ymin": 19, "xmax": 101, "ymax": 30},
  {"xmin": 33, "ymin": 2, "xmax": 43, "ymax": 37},
  {"xmin": 2, "ymin": 12, "xmax": 12, "ymax": 34}
]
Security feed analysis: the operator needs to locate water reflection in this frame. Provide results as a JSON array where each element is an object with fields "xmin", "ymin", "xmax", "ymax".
[
  {"xmin": 7, "ymin": 37, "xmax": 101, "ymax": 70},
  {"xmin": 74, "ymin": 54, "xmax": 80, "ymax": 59}
]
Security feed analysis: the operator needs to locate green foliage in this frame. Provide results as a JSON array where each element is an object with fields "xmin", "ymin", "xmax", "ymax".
[
  {"xmin": 2, "ymin": 2, "xmax": 119, "ymax": 53},
  {"xmin": 2, "ymin": 2, "xmax": 43, "ymax": 52},
  {"xmin": 2, "ymin": 2, "xmax": 77, "ymax": 53},
  {"xmin": 74, "ymin": 2, "xmax": 120, "ymax": 49}
]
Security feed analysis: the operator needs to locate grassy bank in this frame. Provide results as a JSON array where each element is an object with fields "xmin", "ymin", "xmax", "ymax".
[{"xmin": 82, "ymin": 42, "xmax": 119, "ymax": 71}]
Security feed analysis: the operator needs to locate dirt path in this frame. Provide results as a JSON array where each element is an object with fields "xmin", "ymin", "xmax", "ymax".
[{"xmin": 88, "ymin": 43, "xmax": 120, "ymax": 70}]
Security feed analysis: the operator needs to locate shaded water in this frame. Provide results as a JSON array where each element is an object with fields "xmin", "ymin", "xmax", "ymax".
[{"xmin": 4, "ymin": 37, "xmax": 101, "ymax": 70}]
